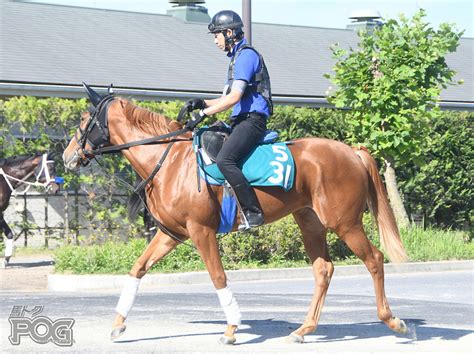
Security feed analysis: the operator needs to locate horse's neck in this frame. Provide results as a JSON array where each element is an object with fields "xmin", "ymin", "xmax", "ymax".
[
  {"xmin": 3, "ymin": 160, "xmax": 37, "ymax": 185},
  {"xmin": 111, "ymin": 127, "xmax": 171, "ymax": 181},
  {"xmin": 110, "ymin": 104, "xmax": 185, "ymax": 180}
]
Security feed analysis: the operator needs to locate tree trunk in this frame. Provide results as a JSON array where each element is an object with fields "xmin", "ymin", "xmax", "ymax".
[{"xmin": 382, "ymin": 157, "xmax": 410, "ymax": 229}]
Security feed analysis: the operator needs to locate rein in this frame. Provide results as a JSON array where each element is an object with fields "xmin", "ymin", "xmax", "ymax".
[{"xmin": 83, "ymin": 128, "xmax": 191, "ymax": 157}]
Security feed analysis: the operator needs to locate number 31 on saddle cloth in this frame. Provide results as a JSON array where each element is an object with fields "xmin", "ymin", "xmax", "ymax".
[
  {"xmin": 192, "ymin": 124, "xmax": 295, "ymax": 191},
  {"xmin": 192, "ymin": 124, "xmax": 295, "ymax": 233}
]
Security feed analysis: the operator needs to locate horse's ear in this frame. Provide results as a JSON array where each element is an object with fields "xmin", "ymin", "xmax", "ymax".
[{"xmin": 82, "ymin": 82, "xmax": 104, "ymax": 107}]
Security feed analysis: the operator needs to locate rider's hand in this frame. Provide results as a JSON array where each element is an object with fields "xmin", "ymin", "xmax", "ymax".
[
  {"xmin": 185, "ymin": 110, "xmax": 207, "ymax": 130},
  {"xmin": 185, "ymin": 98, "xmax": 206, "ymax": 112}
]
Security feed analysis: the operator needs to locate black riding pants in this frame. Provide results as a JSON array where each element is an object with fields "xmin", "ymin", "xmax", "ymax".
[{"xmin": 216, "ymin": 113, "xmax": 267, "ymax": 187}]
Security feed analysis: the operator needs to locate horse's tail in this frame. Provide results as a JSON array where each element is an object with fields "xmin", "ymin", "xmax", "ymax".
[{"xmin": 353, "ymin": 147, "xmax": 408, "ymax": 263}]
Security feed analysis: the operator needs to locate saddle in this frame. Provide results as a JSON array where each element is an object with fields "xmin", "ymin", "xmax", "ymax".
[
  {"xmin": 199, "ymin": 121, "xmax": 279, "ymax": 162},
  {"xmin": 199, "ymin": 121, "xmax": 231, "ymax": 162}
]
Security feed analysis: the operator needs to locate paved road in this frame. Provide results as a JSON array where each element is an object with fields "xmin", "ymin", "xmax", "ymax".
[{"xmin": 0, "ymin": 269, "xmax": 472, "ymax": 353}]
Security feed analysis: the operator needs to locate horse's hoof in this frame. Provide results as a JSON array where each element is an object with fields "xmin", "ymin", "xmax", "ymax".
[
  {"xmin": 395, "ymin": 319, "xmax": 408, "ymax": 335},
  {"xmin": 110, "ymin": 325, "xmax": 126, "ymax": 341},
  {"xmin": 391, "ymin": 317, "xmax": 408, "ymax": 335},
  {"xmin": 1, "ymin": 259, "xmax": 7, "ymax": 269},
  {"xmin": 286, "ymin": 333, "xmax": 304, "ymax": 343},
  {"xmin": 218, "ymin": 335, "xmax": 236, "ymax": 345}
]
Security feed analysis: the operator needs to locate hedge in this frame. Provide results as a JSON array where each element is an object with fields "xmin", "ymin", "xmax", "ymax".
[{"xmin": 1, "ymin": 97, "xmax": 472, "ymax": 239}]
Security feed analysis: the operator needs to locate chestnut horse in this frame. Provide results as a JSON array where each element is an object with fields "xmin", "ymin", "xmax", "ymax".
[{"xmin": 63, "ymin": 86, "xmax": 408, "ymax": 344}]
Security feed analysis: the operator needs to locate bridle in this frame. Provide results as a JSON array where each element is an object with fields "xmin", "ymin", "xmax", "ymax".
[
  {"xmin": 0, "ymin": 153, "xmax": 58, "ymax": 196},
  {"xmin": 73, "ymin": 95, "xmax": 115, "ymax": 166}
]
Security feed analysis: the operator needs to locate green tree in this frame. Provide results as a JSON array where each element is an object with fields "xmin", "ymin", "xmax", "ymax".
[
  {"xmin": 326, "ymin": 9, "xmax": 464, "ymax": 227},
  {"xmin": 398, "ymin": 111, "xmax": 473, "ymax": 230}
]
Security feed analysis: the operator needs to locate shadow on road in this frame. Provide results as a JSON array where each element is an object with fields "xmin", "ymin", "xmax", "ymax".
[
  {"xmin": 5, "ymin": 260, "xmax": 54, "ymax": 268},
  {"xmin": 114, "ymin": 331, "xmax": 223, "ymax": 344},
  {"xmin": 188, "ymin": 318, "xmax": 473, "ymax": 345}
]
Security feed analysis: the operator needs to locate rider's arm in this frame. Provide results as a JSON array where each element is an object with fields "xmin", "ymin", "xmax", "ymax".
[
  {"xmin": 203, "ymin": 96, "xmax": 223, "ymax": 107},
  {"xmin": 202, "ymin": 88, "xmax": 243, "ymax": 116}
]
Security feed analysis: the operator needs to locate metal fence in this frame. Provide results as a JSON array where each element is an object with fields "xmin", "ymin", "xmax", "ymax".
[{"xmin": 3, "ymin": 190, "xmax": 131, "ymax": 249}]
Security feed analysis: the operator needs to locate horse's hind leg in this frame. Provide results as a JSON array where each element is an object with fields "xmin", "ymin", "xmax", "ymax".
[
  {"xmin": 289, "ymin": 208, "xmax": 334, "ymax": 343},
  {"xmin": 111, "ymin": 230, "xmax": 179, "ymax": 340},
  {"xmin": 338, "ymin": 224, "xmax": 407, "ymax": 334},
  {"xmin": 0, "ymin": 214, "xmax": 14, "ymax": 266}
]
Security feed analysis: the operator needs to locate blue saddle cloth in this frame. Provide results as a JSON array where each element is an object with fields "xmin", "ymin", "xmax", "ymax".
[{"xmin": 193, "ymin": 128, "xmax": 295, "ymax": 192}]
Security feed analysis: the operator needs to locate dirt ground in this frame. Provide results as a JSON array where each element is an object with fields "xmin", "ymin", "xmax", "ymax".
[{"xmin": 0, "ymin": 255, "xmax": 54, "ymax": 292}]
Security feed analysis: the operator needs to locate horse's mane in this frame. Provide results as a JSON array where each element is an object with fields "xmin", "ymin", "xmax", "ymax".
[{"xmin": 121, "ymin": 99, "xmax": 185, "ymax": 136}]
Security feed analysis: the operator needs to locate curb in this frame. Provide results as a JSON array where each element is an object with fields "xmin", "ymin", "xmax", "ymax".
[{"xmin": 47, "ymin": 260, "xmax": 474, "ymax": 292}]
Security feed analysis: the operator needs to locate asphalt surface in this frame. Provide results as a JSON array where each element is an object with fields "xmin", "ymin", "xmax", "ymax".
[{"xmin": 0, "ymin": 265, "xmax": 473, "ymax": 353}]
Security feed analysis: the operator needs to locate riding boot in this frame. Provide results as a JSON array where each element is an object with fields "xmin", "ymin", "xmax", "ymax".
[{"xmin": 232, "ymin": 181, "xmax": 264, "ymax": 231}]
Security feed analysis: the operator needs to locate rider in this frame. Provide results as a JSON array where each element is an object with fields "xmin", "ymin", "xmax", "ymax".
[{"xmin": 184, "ymin": 10, "xmax": 273, "ymax": 230}]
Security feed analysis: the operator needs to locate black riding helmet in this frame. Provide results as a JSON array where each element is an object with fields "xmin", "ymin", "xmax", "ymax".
[
  {"xmin": 208, "ymin": 10, "xmax": 244, "ymax": 33},
  {"xmin": 208, "ymin": 10, "xmax": 244, "ymax": 49}
]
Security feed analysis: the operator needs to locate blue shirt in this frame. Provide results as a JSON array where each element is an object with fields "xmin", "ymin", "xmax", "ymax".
[{"xmin": 227, "ymin": 39, "xmax": 271, "ymax": 118}]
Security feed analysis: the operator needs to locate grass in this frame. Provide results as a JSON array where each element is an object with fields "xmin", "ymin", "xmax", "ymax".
[
  {"xmin": 13, "ymin": 247, "xmax": 55, "ymax": 257},
  {"xmin": 51, "ymin": 227, "xmax": 473, "ymax": 274},
  {"xmin": 401, "ymin": 227, "xmax": 473, "ymax": 261}
]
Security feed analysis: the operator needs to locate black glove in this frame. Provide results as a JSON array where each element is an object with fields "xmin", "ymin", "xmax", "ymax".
[
  {"xmin": 185, "ymin": 98, "xmax": 207, "ymax": 112},
  {"xmin": 185, "ymin": 110, "xmax": 207, "ymax": 130}
]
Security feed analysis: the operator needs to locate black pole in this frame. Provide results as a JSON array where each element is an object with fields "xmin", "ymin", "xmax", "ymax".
[{"xmin": 242, "ymin": 0, "xmax": 252, "ymax": 45}]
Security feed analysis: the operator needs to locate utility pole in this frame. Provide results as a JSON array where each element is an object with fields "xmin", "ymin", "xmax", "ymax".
[{"xmin": 242, "ymin": 0, "xmax": 252, "ymax": 45}]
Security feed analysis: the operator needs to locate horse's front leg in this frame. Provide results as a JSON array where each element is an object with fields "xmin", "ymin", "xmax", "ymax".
[
  {"xmin": 111, "ymin": 230, "xmax": 179, "ymax": 340},
  {"xmin": 0, "ymin": 214, "xmax": 14, "ymax": 266},
  {"xmin": 188, "ymin": 222, "xmax": 240, "ymax": 345}
]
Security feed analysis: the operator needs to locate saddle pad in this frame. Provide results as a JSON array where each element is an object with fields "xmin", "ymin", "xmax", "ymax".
[
  {"xmin": 218, "ymin": 184, "xmax": 237, "ymax": 233},
  {"xmin": 197, "ymin": 142, "xmax": 295, "ymax": 191}
]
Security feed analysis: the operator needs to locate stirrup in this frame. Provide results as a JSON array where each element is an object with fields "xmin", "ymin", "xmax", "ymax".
[
  {"xmin": 238, "ymin": 218, "xmax": 251, "ymax": 232},
  {"xmin": 238, "ymin": 210, "xmax": 264, "ymax": 231}
]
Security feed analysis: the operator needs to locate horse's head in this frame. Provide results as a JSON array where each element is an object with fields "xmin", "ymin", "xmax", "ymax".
[
  {"xmin": 2, "ymin": 152, "xmax": 62, "ymax": 194},
  {"xmin": 32, "ymin": 152, "xmax": 62, "ymax": 194},
  {"xmin": 63, "ymin": 82, "xmax": 114, "ymax": 170}
]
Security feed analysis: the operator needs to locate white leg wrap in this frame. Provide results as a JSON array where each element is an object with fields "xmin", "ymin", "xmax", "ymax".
[
  {"xmin": 216, "ymin": 287, "xmax": 242, "ymax": 326},
  {"xmin": 5, "ymin": 239, "xmax": 13, "ymax": 258},
  {"xmin": 115, "ymin": 276, "xmax": 141, "ymax": 318}
]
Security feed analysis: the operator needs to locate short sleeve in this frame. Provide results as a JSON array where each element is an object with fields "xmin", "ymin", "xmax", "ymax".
[{"xmin": 233, "ymin": 49, "xmax": 260, "ymax": 83}]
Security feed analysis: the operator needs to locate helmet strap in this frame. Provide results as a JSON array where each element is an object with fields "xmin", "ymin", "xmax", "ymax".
[{"xmin": 223, "ymin": 29, "xmax": 237, "ymax": 52}]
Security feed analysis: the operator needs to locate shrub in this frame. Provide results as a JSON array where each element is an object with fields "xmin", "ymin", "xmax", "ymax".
[
  {"xmin": 398, "ymin": 111, "xmax": 473, "ymax": 231},
  {"xmin": 1, "ymin": 96, "xmax": 471, "ymax": 238}
]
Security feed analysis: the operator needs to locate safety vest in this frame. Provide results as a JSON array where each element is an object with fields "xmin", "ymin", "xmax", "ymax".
[{"xmin": 227, "ymin": 44, "xmax": 273, "ymax": 115}]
